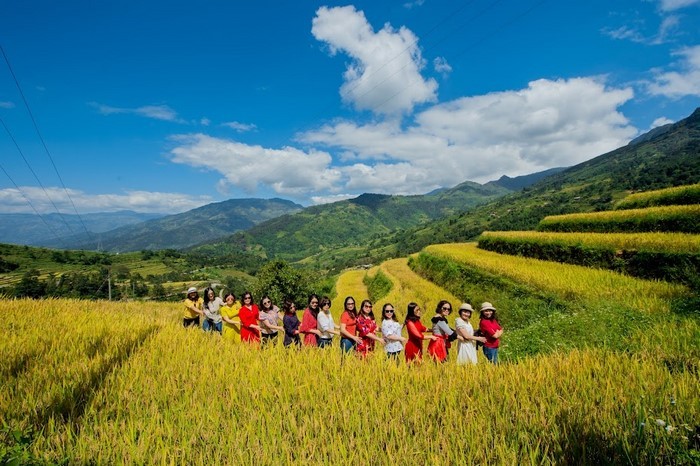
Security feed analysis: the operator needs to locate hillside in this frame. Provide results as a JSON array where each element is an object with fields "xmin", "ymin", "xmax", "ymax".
[
  {"xmin": 48, "ymin": 198, "xmax": 303, "ymax": 252},
  {"xmin": 190, "ymin": 181, "xmax": 511, "ymax": 264}
]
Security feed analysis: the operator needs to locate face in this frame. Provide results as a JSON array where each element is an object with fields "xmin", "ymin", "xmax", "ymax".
[
  {"xmin": 345, "ymin": 299, "xmax": 355, "ymax": 310},
  {"xmin": 460, "ymin": 310, "xmax": 471, "ymax": 320},
  {"xmin": 289, "ymin": 303, "xmax": 296, "ymax": 312},
  {"xmin": 322, "ymin": 302, "xmax": 330, "ymax": 312},
  {"xmin": 188, "ymin": 292, "xmax": 196, "ymax": 299},
  {"xmin": 310, "ymin": 298, "xmax": 319, "ymax": 309},
  {"xmin": 415, "ymin": 307, "xmax": 422, "ymax": 316},
  {"xmin": 225, "ymin": 295, "xmax": 235, "ymax": 305},
  {"xmin": 362, "ymin": 302, "xmax": 373, "ymax": 314},
  {"xmin": 208, "ymin": 290, "xmax": 215, "ymax": 298},
  {"xmin": 441, "ymin": 304, "xmax": 452, "ymax": 315},
  {"xmin": 383, "ymin": 306, "xmax": 395, "ymax": 318},
  {"xmin": 243, "ymin": 295, "xmax": 252, "ymax": 305},
  {"xmin": 262, "ymin": 298, "xmax": 272, "ymax": 308},
  {"xmin": 483, "ymin": 309, "xmax": 494, "ymax": 318}
]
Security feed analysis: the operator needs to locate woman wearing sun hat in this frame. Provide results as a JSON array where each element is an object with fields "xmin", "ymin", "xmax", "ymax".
[
  {"xmin": 183, "ymin": 287, "xmax": 204, "ymax": 328},
  {"xmin": 455, "ymin": 303, "xmax": 486, "ymax": 365},
  {"xmin": 479, "ymin": 302, "xmax": 503, "ymax": 364}
]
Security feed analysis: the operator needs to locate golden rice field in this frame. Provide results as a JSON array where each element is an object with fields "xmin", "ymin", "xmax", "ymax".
[
  {"xmin": 479, "ymin": 230, "xmax": 700, "ymax": 254},
  {"xmin": 538, "ymin": 204, "xmax": 700, "ymax": 233},
  {"xmin": 615, "ymin": 183, "xmax": 700, "ymax": 210},
  {"xmin": 332, "ymin": 268, "xmax": 367, "ymax": 315},
  {"xmin": 371, "ymin": 258, "xmax": 461, "ymax": 316},
  {"xmin": 2, "ymin": 299, "xmax": 698, "ymax": 465},
  {"xmin": 425, "ymin": 243, "xmax": 690, "ymax": 313}
]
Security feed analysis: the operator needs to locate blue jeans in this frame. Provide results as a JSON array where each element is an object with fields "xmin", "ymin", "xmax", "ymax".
[
  {"xmin": 318, "ymin": 338, "xmax": 333, "ymax": 348},
  {"xmin": 340, "ymin": 337, "xmax": 355, "ymax": 353},
  {"xmin": 483, "ymin": 346, "xmax": 498, "ymax": 364},
  {"xmin": 202, "ymin": 319, "xmax": 222, "ymax": 333}
]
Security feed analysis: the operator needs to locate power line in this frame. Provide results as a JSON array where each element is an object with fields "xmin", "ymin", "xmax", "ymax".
[
  {"xmin": 1, "ymin": 44, "xmax": 95, "ymax": 247},
  {"xmin": 0, "ymin": 117, "xmax": 76, "ymax": 236},
  {"xmin": 0, "ymin": 161, "xmax": 67, "ymax": 247}
]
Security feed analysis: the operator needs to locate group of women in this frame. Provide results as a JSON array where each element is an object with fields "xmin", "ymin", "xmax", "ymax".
[{"xmin": 183, "ymin": 287, "xmax": 503, "ymax": 364}]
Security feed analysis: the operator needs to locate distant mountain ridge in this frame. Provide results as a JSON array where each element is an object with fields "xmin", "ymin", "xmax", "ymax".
[
  {"xmin": 45, "ymin": 198, "xmax": 303, "ymax": 252},
  {"xmin": 0, "ymin": 211, "xmax": 163, "ymax": 247},
  {"xmin": 486, "ymin": 167, "xmax": 568, "ymax": 191}
]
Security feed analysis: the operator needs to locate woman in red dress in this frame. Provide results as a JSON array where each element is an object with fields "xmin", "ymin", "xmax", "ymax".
[
  {"xmin": 356, "ymin": 299, "xmax": 383, "ymax": 356},
  {"xmin": 404, "ymin": 302, "xmax": 437, "ymax": 363},
  {"xmin": 299, "ymin": 294, "xmax": 322, "ymax": 347},
  {"xmin": 239, "ymin": 291, "xmax": 261, "ymax": 344}
]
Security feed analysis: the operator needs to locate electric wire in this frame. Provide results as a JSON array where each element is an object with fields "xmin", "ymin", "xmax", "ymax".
[
  {"xmin": 1, "ymin": 44, "xmax": 95, "ymax": 246},
  {"xmin": 0, "ymin": 161, "xmax": 67, "ymax": 247},
  {"xmin": 1, "ymin": 117, "xmax": 76, "ymax": 236}
]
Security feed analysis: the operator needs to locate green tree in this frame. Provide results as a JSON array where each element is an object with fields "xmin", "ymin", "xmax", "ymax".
[
  {"xmin": 14, "ymin": 269, "xmax": 46, "ymax": 298},
  {"xmin": 252, "ymin": 260, "xmax": 315, "ymax": 307}
]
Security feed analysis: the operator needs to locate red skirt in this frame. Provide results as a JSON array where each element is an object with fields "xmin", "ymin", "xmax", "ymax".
[{"xmin": 427, "ymin": 336, "xmax": 448, "ymax": 362}]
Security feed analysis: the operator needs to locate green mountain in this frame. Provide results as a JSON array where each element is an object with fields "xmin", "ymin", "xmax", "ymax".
[
  {"xmin": 190, "ymin": 181, "xmax": 511, "ymax": 264},
  {"xmin": 381, "ymin": 107, "xmax": 700, "ymax": 256},
  {"xmin": 53, "ymin": 198, "xmax": 303, "ymax": 252},
  {"xmin": 486, "ymin": 167, "xmax": 568, "ymax": 191}
]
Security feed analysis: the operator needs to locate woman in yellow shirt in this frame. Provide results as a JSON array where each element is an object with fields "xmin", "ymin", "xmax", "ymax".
[
  {"xmin": 183, "ymin": 287, "xmax": 203, "ymax": 328},
  {"xmin": 220, "ymin": 292, "xmax": 242, "ymax": 342}
]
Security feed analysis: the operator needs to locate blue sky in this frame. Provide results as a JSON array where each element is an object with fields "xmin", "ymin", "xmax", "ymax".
[{"xmin": 1, "ymin": 0, "xmax": 699, "ymax": 215}]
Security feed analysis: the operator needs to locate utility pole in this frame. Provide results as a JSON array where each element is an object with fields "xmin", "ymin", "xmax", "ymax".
[{"xmin": 108, "ymin": 269, "xmax": 112, "ymax": 301}]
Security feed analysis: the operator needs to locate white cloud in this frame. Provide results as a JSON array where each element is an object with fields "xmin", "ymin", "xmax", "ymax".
[
  {"xmin": 433, "ymin": 57, "xmax": 452, "ymax": 75},
  {"xmin": 311, "ymin": 5, "xmax": 437, "ymax": 115},
  {"xmin": 658, "ymin": 0, "xmax": 700, "ymax": 12},
  {"xmin": 200, "ymin": 118, "xmax": 211, "ymax": 126},
  {"xmin": 0, "ymin": 101, "xmax": 14, "ymax": 109},
  {"xmin": 222, "ymin": 121, "xmax": 258, "ymax": 132},
  {"xmin": 651, "ymin": 116, "xmax": 675, "ymax": 128},
  {"xmin": 0, "ymin": 187, "xmax": 211, "ymax": 214},
  {"xmin": 403, "ymin": 0, "xmax": 425, "ymax": 9},
  {"xmin": 169, "ymin": 133, "xmax": 341, "ymax": 196},
  {"xmin": 310, "ymin": 193, "xmax": 358, "ymax": 205},
  {"xmin": 301, "ymin": 77, "xmax": 636, "ymax": 192},
  {"xmin": 91, "ymin": 102, "xmax": 184, "ymax": 122},
  {"xmin": 647, "ymin": 45, "xmax": 700, "ymax": 97}
]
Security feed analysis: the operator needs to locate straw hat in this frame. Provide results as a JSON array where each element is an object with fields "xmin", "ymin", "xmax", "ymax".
[
  {"xmin": 480, "ymin": 302, "xmax": 496, "ymax": 312},
  {"xmin": 458, "ymin": 303, "xmax": 474, "ymax": 312},
  {"xmin": 187, "ymin": 287, "xmax": 197, "ymax": 294}
]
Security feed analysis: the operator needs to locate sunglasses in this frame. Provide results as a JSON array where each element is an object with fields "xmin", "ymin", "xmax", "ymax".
[
  {"xmin": 384, "ymin": 309, "xmax": 395, "ymax": 313},
  {"xmin": 442, "ymin": 306, "xmax": 452, "ymax": 312}
]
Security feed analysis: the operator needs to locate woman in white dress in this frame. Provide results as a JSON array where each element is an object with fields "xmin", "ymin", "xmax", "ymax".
[{"xmin": 455, "ymin": 303, "xmax": 486, "ymax": 365}]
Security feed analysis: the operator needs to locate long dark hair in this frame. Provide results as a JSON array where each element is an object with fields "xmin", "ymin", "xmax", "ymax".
[
  {"xmin": 283, "ymin": 298, "xmax": 296, "ymax": 315},
  {"xmin": 202, "ymin": 287, "xmax": 215, "ymax": 308},
  {"xmin": 405, "ymin": 302, "xmax": 421, "ymax": 323},
  {"xmin": 359, "ymin": 299, "xmax": 375, "ymax": 321},
  {"xmin": 307, "ymin": 294, "xmax": 320, "ymax": 316},
  {"xmin": 259, "ymin": 295, "xmax": 274, "ymax": 312},
  {"xmin": 343, "ymin": 296, "xmax": 357, "ymax": 318},
  {"xmin": 382, "ymin": 303, "xmax": 398, "ymax": 322},
  {"xmin": 224, "ymin": 292, "xmax": 236, "ymax": 304},
  {"xmin": 241, "ymin": 291, "xmax": 254, "ymax": 308}
]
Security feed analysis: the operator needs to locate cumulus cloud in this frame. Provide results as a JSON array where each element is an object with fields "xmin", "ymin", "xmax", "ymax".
[
  {"xmin": 647, "ymin": 45, "xmax": 700, "ymax": 97},
  {"xmin": 311, "ymin": 5, "xmax": 437, "ymax": 115},
  {"xmin": 222, "ymin": 121, "xmax": 258, "ymax": 132},
  {"xmin": 90, "ymin": 102, "xmax": 184, "ymax": 122},
  {"xmin": 169, "ymin": 133, "xmax": 341, "ymax": 196},
  {"xmin": 300, "ymin": 77, "xmax": 636, "ymax": 192},
  {"xmin": 0, "ymin": 186, "xmax": 211, "ymax": 214}
]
